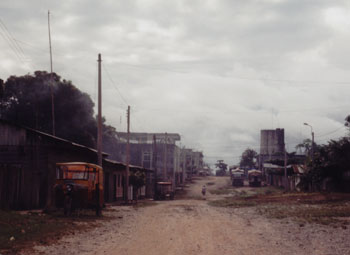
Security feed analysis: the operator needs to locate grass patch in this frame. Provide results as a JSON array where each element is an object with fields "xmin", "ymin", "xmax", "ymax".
[
  {"xmin": 257, "ymin": 202, "xmax": 350, "ymax": 226},
  {"xmin": 210, "ymin": 185, "xmax": 283, "ymax": 197},
  {"xmin": 252, "ymin": 186, "xmax": 284, "ymax": 196},
  {"xmin": 209, "ymin": 188, "xmax": 232, "ymax": 195},
  {"xmin": 208, "ymin": 179, "xmax": 233, "ymax": 195},
  {"xmin": 208, "ymin": 199, "xmax": 257, "ymax": 208},
  {"xmin": 186, "ymin": 195, "xmax": 205, "ymax": 200},
  {"xmin": 0, "ymin": 209, "xmax": 103, "ymax": 254},
  {"xmin": 210, "ymin": 190, "xmax": 350, "ymax": 227},
  {"xmin": 133, "ymin": 200, "xmax": 158, "ymax": 208}
]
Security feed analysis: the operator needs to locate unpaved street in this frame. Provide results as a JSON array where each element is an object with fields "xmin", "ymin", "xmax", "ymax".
[{"xmin": 21, "ymin": 177, "xmax": 349, "ymax": 255}]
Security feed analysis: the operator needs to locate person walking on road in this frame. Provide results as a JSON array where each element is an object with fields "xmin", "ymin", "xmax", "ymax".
[{"xmin": 202, "ymin": 185, "xmax": 206, "ymax": 196}]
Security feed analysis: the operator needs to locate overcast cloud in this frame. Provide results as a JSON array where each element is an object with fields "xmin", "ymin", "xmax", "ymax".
[{"xmin": 1, "ymin": 0, "xmax": 350, "ymax": 166}]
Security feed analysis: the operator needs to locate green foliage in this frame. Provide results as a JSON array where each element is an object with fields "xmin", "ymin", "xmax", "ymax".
[
  {"xmin": 301, "ymin": 137, "xmax": 350, "ymax": 191},
  {"xmin": 0, "ymin": 71, "xmax": 119, "ymax": 156},
  {"xmin": 215, "ymin": 160, "xmax": 227, "ymax": 176},
  {"xmin": 265, "ymin": 152, "xmax": 306, "ymax": 166},
  {"xmin": 295, "ymin": 139, "xmax": 312, "ymax": 154},
  {"xmin": 0, "ymin": 71, "xmax": 97, "ymax": 147},
  {"xmin": 295, "ymin": 139, "xmax": 319, "ymax": 158},
  {"xmin": 129, "ymin": 170, "xmax": 146, "ymax": 189},
  {"xmin": 101, "ymin": 118, "xmax": 120, "ymax": 160},
  {"xmin": 239, "ymin": 148, "xmax": 257, "ymax": 168}
]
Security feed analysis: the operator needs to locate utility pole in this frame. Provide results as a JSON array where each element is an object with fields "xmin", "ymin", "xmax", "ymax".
[
  {"xmin": 48, "ymin": 10, "xmax": 55, "ymax": 136},
  {"xmin": 153, "ymin": 134, "xmax": 158, "ymax": 198},
  {"xmin": 163, "ymin": 132, "xmax": 168, "ymax": 181},
  {"xmin": 304, "ymin": 123, "xmax": 315, "ymax": 163},
  {"xmin": 311, "ymin": 131, "xmax": 315, "ymax": 163},
  {"xmin": 284, "ymin": 146, "xmax": 288, "ymax": 191},
  {"xmin": 97, "ymin": 54, "xmax": 102, "ymax": 167},
  {"xmin": 182, "ymin": 148, "xmax": 186, "ymax": 184},
  {"xmin": 125, "ymin": 106, "xmax": 130, "ymax": 203}
]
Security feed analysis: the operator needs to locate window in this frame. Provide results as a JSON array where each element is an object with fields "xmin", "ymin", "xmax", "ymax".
[{"xmin": 143, "ymin": 151, "xmax": 152, "ymax": 168}]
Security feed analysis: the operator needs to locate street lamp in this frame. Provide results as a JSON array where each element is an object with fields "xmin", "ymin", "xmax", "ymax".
[{"xmin": 303, "ymin": 123, "xmax": 314, "ymax": 162}]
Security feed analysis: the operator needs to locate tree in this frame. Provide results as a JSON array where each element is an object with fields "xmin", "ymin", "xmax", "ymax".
[
  {"xmin": 345, "ymin": 115, "xmax": 350, "ymax": 135},
  {"xmin": 215, "ymin": 160, "xmax": 227, "ymax": 176},
  {"xmin": 239, "ymin": 148, "xmax": 257, "ymax": 169},
  {"xmin": 102, "ymin": 117, "xmax": 120, "ymax": 160},
  {"xmin": 129, "ymin": 170, "xmax": 146, "ymax": 200},
  {"xmin": 295, "ymin": 139, "xmax": 313, "ymax": 155},
  {"xmin": 1, "ymin": 71, "xmax": 97, "ymax": 147},
  {"xmin": 300, "ymin": 136, "xmax": 350, "ymax": 192}
]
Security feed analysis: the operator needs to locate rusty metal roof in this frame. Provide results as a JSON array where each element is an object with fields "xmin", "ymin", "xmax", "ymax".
[{"xmin": 0, "ymin": 119, "xmax": 108, "ymax": 156}]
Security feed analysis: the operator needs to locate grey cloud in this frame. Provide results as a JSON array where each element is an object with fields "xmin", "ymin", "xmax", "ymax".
[{"xmin": 1, "ymin": 0, "xmax": 350, "ymax": 165}]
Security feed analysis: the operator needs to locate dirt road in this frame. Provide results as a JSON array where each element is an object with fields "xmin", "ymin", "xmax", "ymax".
[{"xmin": 21, "ymin": 176, "xmax": 349, "ymax": 255}]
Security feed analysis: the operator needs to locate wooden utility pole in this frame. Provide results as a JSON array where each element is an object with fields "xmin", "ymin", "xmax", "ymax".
[
  {"xmin": 48, "ymin": 10, "xmax": 55, "ymax": 136},
  {"xmin": 284, "ymin": 146, "xmax": 288, "ymax": 191},
  {"xmin": 125, "ymin": 106, "xmax": 130, "ymax": 202},
  {"xmin": 97, "ymin": 54, "xmax": 102, "ymax": 167},
  {"xmin": 311, "ymin": 131, "xmax": 315, "ymax": 163},
  {"xmin": 163, "ymin": 132, "xmax": 168, "ymax": 181},
  {"xmin": 153, "ymin": 134, "xmax": 158, "ymax": 198}
]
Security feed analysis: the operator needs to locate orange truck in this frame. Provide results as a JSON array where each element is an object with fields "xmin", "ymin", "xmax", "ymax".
[{"xmin": 54, "ymin": 162, "xmax": 104, "ymax": 216}]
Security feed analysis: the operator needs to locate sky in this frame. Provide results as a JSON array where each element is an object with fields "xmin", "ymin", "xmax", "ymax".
[{"xmin": 1, "ymin": 0, "xmax": 350, "ymax": 166}]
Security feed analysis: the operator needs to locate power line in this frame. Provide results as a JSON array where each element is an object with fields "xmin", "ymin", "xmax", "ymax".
[
  {"xmin": 0, "ymin": 24, "xmax": 25, "ymax": 64},
  {"xmin": 113, "ymin": 61, "xmax": 350, "ymax": 86},
  {"xmin": 315, "ymin": 126, "xmax": 346, "ymax": 138},
  {"xmin": 102, "ymin": 63, "xmax": 128, "ymax": 106},
  {"xmin": 0, "ymin": 18, "xmax": 33, "ymax": 70},
  {"xmin": 13, "ymin": 38, "xmax": 49, "ymax": 54},
  {"xmin": 132, "ymin": 104, "xmax": 350, "ymax": 116},
  {"xmin": 102, "ymin": 62, "xmax": 146, "ymax": 131},
  {"xmin": 113, "ymin": 61, "xmax": 188, "ymax": 74}
]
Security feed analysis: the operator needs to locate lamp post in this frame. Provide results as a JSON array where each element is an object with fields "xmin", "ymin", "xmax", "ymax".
[{"xmin": 303, "ymin": 123, "xmax": 314, "ymax": 162}]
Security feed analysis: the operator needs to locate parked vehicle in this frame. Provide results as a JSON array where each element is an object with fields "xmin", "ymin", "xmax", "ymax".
[
  {"xmin": 231, "ymin": 169, "xmax": 245, "ymax": 187},
  {"xmin": 248, "ymin": 170, "xmax": 262, "ymax": 187},
  {"xmin": 54, "ymin": 162, "xmax": 104, "ymax": 216},
  {"xmin": 155, "ymin": 182, "xmax": 174, "ymax": 200}
]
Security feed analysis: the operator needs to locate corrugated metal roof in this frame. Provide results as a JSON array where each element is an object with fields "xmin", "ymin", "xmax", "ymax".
[{"xmin": 0, "ymin": 119, "xmax": 108, "ymax": 156}]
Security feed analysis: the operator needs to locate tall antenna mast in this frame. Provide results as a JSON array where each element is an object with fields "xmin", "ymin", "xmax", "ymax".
[
  {"xmin": 48, "ymin": 10, "xmax": 55, "ymax": 135},
  {"xmin": 97, "ymin": 53, "xmax": 103, "ymax": 167}
]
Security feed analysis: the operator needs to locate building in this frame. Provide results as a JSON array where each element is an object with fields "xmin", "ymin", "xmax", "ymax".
[
  {"xmin": 259, "ymin": 128, "xmax": 285, "ymax": 171},
  {"xmin": 0, "ymin": 119, "xmax": 106, "ymax": 209},
  {"xmin": 179, "ymin": 149, "xmax": 204, "ymax": 181},
  {"xmin": 263, "ymin": 163, "xmax": 306, "ymax": 191},
  {"xmin": 192, "ymin": 151, "xmax": 204, "ymax": 175},
  {"xmin": 115, "ymin": 132, "xmax": 181, "ymax": 189},
  {"xmin": 0, "ymin": 120, "xmax": 153, "ymax": 209}
]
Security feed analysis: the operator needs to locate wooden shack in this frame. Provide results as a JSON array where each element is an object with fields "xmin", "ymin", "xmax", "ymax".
[
  {"xmin": 0, "ymin": 120, "xmax": 155, "ymax": 209},
  {"xmin": 0, "ymin": 120, "xmax": 107, "ymax": 209},
  {"xmin": 103, "ymin": 159, "xmax": 127, "ymax": 202}
]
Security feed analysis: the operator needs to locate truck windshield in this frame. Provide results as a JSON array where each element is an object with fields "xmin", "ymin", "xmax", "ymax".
[{"xmin": 56, "ymin": 166, "xmax": 89, "ymax": 180}]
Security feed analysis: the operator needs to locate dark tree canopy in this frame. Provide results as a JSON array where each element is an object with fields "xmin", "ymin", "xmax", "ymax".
[
  {"xmin": 239, "ymin": 148, "xmax": 257, "ymax": 169},
  {"xmin": 102, "ymin": 117, "xmax": 120, "ymax": 160},
  {"xmin": 215, "ymin": 159, "xmax": 227, "ymax": 176},
  {"xmin": 301, "ymin": 136, "xmax": 350, "ymax": 192},
  {"xmin": 1, "ymin": 71, "xmax": 97, "ymax": 148}
]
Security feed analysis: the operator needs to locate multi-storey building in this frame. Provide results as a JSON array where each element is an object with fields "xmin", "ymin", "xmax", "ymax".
[
  {"xmin": 179, "ymin": 148, "xmax": 204, "ymax": 181},
  {"xmin": 115, "ymin": 132, "xmax": 181, "ymax": 189}
]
